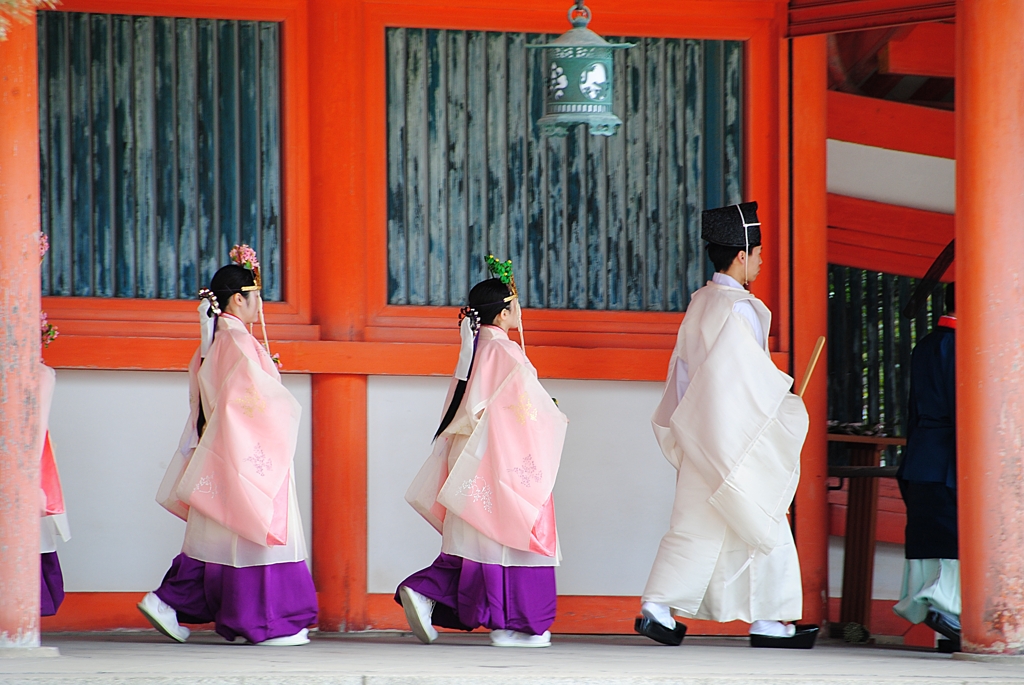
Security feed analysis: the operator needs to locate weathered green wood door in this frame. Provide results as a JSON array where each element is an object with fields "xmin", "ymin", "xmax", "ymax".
[
  {"xmin": 386, "ymin": 29, "xmax": 743, "ymax": 312},
  {"xmin": 38, "ymin": 11, "xmax": 283, "ymax": 300}
]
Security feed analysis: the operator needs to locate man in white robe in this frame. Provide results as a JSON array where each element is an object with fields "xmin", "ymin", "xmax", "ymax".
[{"xmin": 636, "ymin": 202, "xmax": 813, "ymax": 647}]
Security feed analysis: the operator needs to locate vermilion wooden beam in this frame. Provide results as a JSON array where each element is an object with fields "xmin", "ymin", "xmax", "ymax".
[
  {"xmin": 791, "ymin": 34, "xmax": 830, "ymax": 629},
  {"xmin": 879, "ymin": 21, "xmax": 955, "ymax": 78},
  {"xmin": 956, "ymin": 0, "xmax": 1024, "ymax": 655},
  {"xmin": 43, "ymin": 335, "xmax": 793, "ymax": 383},
  {"xmin": 826, "ymin": 193, "xmax": 954, "ymax": 278},
  {"xmin": 365, "ymin": 594, "xmax": 753, "ymax": 636},
  {"xmin": 0, "ymin": 17, "xmax": 44, "ymax": 649},
  {"xmin": 40, "ymin": 591, "xmax": 929, "ymax": 638},
  {"xmin": 313, "ymin": 375, "xmax": 367, "ymax": 631},
  {"xmin": 827, "ymin": 90, "xmax": 954, "ymax": 158},
  {"xmin": 789, "ymin": 0, "xmax": 955, "ymax": 37},
  {"xmin": 41, "ymin": 336, "xmax": 671, "ymax": 380}
]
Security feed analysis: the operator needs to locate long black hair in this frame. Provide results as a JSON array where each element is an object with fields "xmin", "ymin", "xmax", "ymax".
[
  {"xmin": 209, "ymin": 264, "xmax": 256, "ymax": 313},
  {"xmin": 434, "ymin": 278, "xmax": 514, "ymax": 439},
  {"xmin": 197, "ymin": 264, "xmax": 257, "ymax": 437}
]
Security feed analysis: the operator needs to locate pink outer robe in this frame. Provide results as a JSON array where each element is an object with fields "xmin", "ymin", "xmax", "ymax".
[
  {"xmin": 39, "ymin": 365, "xmax": 66, "ymax": 516},
  {"xmin": 157, "ymin": 314, "xmax": 301, "ymax": 551},
  {"xmin": 406, "ymin": 325, "xmax": 567, "ymax": 564},
  {"xmin": 39, "ymin": 364, "xmax": 71, "ymax": 551}
]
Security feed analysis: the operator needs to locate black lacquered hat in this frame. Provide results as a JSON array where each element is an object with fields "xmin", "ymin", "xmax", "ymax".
[{"xmin": 701, "ymin": 202, "xmax": 761, "ymax": 248}]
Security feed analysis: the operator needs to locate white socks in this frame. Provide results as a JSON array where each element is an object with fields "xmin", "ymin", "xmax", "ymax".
[
  {"xmin": 399, "ymin": 586, "xmax": 439, "ymax": 644},
  {"xmin": 490, "ymin": 629, "xmax": 551, "ymax": 648},
  {"xmin": 750, "ymin": 620, "xmax": 796, "ymax": 637},
  {"xmin": 256, "ymin": 628, "xmax": 310, "ymax": 646},
  {"xmin": 137, "ymin": 592, "xmax": 190, "ymax": 643},
  {"xmin": 641, "ymin": 601, "xmax": 676, "ymax": 630}
]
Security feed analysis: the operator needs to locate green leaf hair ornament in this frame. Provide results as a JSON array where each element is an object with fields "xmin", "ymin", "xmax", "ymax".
[
  {"xmin": 484, "ymin": 254, "xmax": 525, "ymax": 351},
  {"xmin": 486, "ymin": 254, "xmax": 519, "ymax": 301}
]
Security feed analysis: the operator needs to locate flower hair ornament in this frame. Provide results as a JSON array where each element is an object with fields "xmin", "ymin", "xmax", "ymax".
[
  {"xmin": 40, "ymin": 312, "xmax": 58, "ymax": 349},
  {"xmin": 228, "ymin": 244, "xmax": 280, "ymax": 368},
  {"xmin": 38, "ymin": 234, "xmax": 58, "ymax": 350},
  {"xmin": 229, "ymin": 244, "xmax": 262, "ymax": 292}
]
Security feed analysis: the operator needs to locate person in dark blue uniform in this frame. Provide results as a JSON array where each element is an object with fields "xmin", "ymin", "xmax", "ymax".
[{"xmin": 893, "ymin": 282, "xmax": 960, "ymax": 650}]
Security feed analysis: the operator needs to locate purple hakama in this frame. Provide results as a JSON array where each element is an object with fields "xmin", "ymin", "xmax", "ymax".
[
  {"xmin": 396, "ymin": 553, "xmax": 556, "ymax": 635},
  {"xmin": 155, "ymin": 553, "xmax": 318, "ymax": 643},
  {"xmin": 40, "ymin": 552, "xmax": 65, "ymax": 617}
]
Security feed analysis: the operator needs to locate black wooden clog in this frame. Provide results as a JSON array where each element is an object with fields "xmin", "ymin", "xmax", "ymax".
[
  {"xmin": 749, "ymin": 624, "xmax": 819, "ymax": 649},
  {"xmin": 634, "ymin": 616, "xmax": 687, "ymax": 646}
]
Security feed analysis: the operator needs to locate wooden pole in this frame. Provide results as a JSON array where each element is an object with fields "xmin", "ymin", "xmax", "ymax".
[{"xmin": 797, "ymin": 336, "xmax": 826, "ymax": 399}]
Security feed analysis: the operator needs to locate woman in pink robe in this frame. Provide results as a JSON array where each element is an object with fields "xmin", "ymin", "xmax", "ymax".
[
  {"xmin": 397, "ymin": 275, "xmax": 568, "ymax": 648},
  {"xmin": 39, "ymin": 363, "xmax": 69, "ymax": 617},
  {"xmin": 139, "ymin": 261, "xmax": 317, "ymax": 646}
]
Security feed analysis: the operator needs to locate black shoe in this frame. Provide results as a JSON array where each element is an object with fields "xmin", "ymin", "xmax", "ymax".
[
  {"xmin": 750, "ymin": 625, "xmax": 819, "ymax": 649},
  {"xmin": 925, "ymin": 610, "xmax": 961, "ymax": 651},
  {"xmin": 634, "ymin": 616, "xmax": 687, "ymax": 646}
]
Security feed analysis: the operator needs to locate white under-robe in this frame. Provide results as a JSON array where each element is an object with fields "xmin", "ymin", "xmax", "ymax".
[{"xmin": 643, "ymin": 280, "xmax": 808, "ymax": 623}]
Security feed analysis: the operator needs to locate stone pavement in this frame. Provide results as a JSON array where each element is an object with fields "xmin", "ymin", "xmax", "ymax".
[{"xmin": 2, "ymin": 631, "xmax": 1024, "ymax": 685}]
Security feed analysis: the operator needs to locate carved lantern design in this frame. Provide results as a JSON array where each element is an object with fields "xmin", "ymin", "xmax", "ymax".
[{"xmin": 530, "ymin": 2, "xmax": 632, "ymax": 137}]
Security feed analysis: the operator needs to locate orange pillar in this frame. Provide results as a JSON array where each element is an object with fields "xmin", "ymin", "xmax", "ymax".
[
  {"xmin": 0, "ymin": 19, "xmax": 44, "ymax": 649},
  {"xmin": 308, "ymin": 0, "xmax": 369, "ymax": 632},
  {"xmin": 312, "ymin": 375, "xmax": 368, "ymax": 631},
  {"xmin": 791, "ymin": 34, "xmax": 829, "ymax": 628},
  {"xmin": 956, "ymin": 0, "xmax": 1024, "ymax": 655}
]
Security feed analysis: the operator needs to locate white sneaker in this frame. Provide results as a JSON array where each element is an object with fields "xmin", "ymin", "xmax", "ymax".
[
  {"xmin": 256, "ymin": 628, "xmax": 310, "ymax": 646},
  {"xmin": 750, "ymin": 620, "xmax": 796, "ymax": 638},
  {"xmin": 137, "ymin": 592, "xmax": 190, "ymax": 643},
  {"xmin": 490, "ymin": 629, "xmax": 552, "ymax": 648},
  {"xmin": 641, "ymin": 601, "xmax": 676, "ymax": 630},
  {"xmin": 399, "ymin": 586, "xmax": 438, "ymax": 644}
]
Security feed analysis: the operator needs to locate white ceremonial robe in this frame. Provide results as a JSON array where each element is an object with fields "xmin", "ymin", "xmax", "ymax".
[{"xmin": 643, "ymin": 279, "xmax": 809, "ymax": 623}]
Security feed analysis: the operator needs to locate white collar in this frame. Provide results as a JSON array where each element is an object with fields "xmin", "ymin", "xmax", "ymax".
[{"xmin": 712, "ymin": 272, "xmax": 745, "ymax": 291}]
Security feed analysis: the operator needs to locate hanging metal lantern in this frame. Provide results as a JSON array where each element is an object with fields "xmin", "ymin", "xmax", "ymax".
[{"xmin": 529, "ymin": 1, "xmax": 632, "ymax": 137}]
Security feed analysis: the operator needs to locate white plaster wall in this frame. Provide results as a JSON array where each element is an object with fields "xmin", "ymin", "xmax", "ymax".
[
  {"xmin": 366, "ymin": 375, "xmax": 676, "ymax": 596},
  {"xmin": 47, "ymin": 370, "xmax": 313, "ymax": 592},
  {"xmin": 828, "ymin": 535, "xmax": 905, "ymax": 601},
  {"xmin": 827, "ymin": 139, "xmax": 955, "ymax": 214}
]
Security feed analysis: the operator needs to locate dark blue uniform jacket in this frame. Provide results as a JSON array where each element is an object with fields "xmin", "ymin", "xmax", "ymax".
[{"xmin": 897, "ymin": 324, "xmax": 957, "ymax": 559}]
